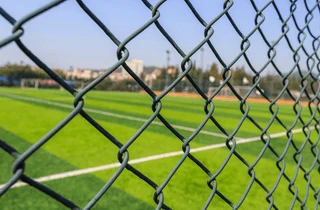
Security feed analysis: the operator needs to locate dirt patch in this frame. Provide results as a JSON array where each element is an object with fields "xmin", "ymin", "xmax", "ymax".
[{"xmin": 139, "ymin": 90, "xmax": 312, "ymax": 106}]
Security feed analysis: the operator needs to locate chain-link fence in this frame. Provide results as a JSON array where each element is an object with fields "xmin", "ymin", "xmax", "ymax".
[{"xmin": 0, "ymin": 0, "xmax": 320, "ymax": 209}]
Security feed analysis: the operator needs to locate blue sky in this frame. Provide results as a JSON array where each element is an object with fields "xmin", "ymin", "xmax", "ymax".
[{"xmin": 0, "ymin": 0, "xmax": 319, "ymax": 74}]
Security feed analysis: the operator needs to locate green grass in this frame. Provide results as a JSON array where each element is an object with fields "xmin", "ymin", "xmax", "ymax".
[{"xmin": 0, "ymin": 87, "xmax": 319, "ymax": 209}]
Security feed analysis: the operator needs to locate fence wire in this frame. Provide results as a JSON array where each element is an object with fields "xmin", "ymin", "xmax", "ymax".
[{"xmin": 0, "ymin": 0, "xmax": 319, "ymax": 209}]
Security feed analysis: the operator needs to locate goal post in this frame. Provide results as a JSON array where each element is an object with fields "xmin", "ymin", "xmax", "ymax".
[{"xmin": 20, "ymin": 78, "xmax": 86, "ymax": 90}]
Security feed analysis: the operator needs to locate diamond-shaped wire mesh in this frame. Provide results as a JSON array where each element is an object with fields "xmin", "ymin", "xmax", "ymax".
[{"xmin": 0, "ymin": 0, "xmax": 319, "ymax": 209}]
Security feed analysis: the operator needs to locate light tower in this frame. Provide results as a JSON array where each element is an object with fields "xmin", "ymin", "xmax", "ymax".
[{"xmin": 164, "ymin": 50, "xmax": 170, "ymax": 90}]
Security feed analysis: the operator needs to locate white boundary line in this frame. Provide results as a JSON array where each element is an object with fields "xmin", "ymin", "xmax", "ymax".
[
  {"xmin": 0, "ymin": 92, "xmax": 228, "ymax": 138},
  {"xmin": 0, "ymin": 126, "xmax": 312, "ymax": 189}
]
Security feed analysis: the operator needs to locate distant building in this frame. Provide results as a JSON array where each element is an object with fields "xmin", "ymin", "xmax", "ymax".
[
  {"xmin": 122, "ymin": 59, "xmax": 144, "ymax": 79},
  {"xmin": 31, "ymin": 66, "xmax": 42, "ymax": 71},
  {"xmin": 144, "ymin": 68, "xmax": 162, "ymax": 81},
  {"xmin": 65, "ymin": 68, "xmax": 104, "ymax": 80},
  {"xmin": 65, "ymin": 68, "xmax": 83, "ymax": 80},
  {"xmin": 91, "ymin": 70, "xmax": 104, "ymax": 79},
  {"xmin": 166, "ymin": 67, "xmax": 177, "ymax": 76},
  {"xmin": 82, "ymin": 69, "xmax": 93, "ymax": 80},
  {"xmin": 109, "ymin": 72, "xmax": 124, "ymax": 81}
]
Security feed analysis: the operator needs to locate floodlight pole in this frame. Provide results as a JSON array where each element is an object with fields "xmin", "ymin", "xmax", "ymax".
[
  {"xmin": 200, "ymin": 48, "xmax": 204, "ymax": 89},
  {"xmin": 200, "ymin": 48, "xmax": 204, "ymax": 72},
  {"xmin": 164, "ymin": 50, "xmax": 170, "ymax": 90},
  {"xmin": 167, "ymin": 50, "xmax": 170, "ymax": 69},
  {"xmin": 270, "ymin": 41, "xmax": 276, "ymax": 98}
]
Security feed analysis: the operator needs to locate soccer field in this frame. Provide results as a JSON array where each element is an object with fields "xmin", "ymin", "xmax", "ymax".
[{"xmin": 0, "ymin": 87, "xmax": 319, "ymax": 209}]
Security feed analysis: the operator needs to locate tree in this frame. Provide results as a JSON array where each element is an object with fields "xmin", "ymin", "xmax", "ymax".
[
  {"xmin": 231, "ymin": 66, "xmax": 252, "ymax": 86},
  {"xmin": 152, "ymin": 68, "xmax": 166, "ymax": 91},
  {"xmin": 259, "ymin": 73, "xmax": 282, "ymax": 97},
  {"xmin": 202, "ymin": 62, "xmax": 221, "ymax": 86},
  {"xmin": 53, "ymin": 69, "xmax": 66, "ymax": 79},
  {"xmin": 0, "ymin": 63, "xmax": 49, "ymax": 85}
]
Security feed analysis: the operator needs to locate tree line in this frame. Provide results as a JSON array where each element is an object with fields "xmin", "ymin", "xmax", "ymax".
[
  {"xmin": 149, "ymin": 62, "xmax": 311, "ymax": 98},
  {"xmin": 0, "ymin": 63, "xmax": 65, "ymax": 84},
  {"xmin": 0, "ymin": 62, "xmax": 315, "ymax": 98}
]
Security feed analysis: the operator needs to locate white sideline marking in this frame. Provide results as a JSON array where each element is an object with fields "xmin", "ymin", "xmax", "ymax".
[
  {"xmin": 0, "ymin": 93, "xmax": 228, "ymax": 138},
  {"xmin": 0, "ymin": 126, "xmax": 313, "ymax": 189}
]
